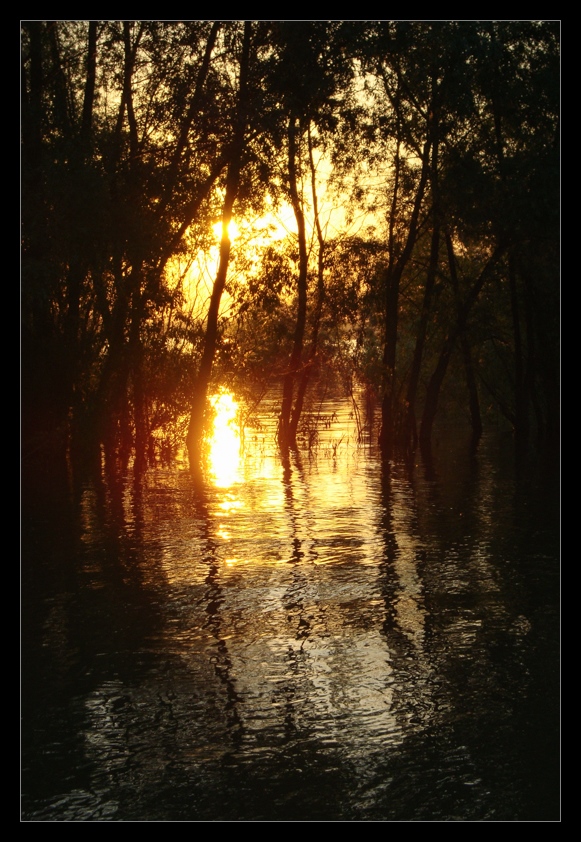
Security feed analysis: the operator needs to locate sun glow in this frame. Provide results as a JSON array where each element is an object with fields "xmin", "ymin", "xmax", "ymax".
[
  {"xmin": 212, "ymin": 204, "xmax": 297, "ymax": 250},
  {"xmin": 212, "ymin": 218, "xmax": 240, "ymax": 242},
  {"xmin": 208, "ymin": 391, "xmax": 242, "ymax": 488}
]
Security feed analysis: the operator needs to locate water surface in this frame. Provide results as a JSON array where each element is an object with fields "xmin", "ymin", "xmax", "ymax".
[{"xmin": 21, "ymin": 390, "xmax": 560, "ymax": 821}]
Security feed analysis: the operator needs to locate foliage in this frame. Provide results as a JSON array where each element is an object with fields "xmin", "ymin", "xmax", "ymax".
[{"xmin": 21, "ymin": 21, "xmax": 560, "ymax": 469}]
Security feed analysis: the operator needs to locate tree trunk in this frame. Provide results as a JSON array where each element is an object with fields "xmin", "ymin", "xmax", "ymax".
[
  {"xmin": 158, "ymin": 21, "xmax": 221, "ymax": 217},
  {"xmin": 419, "ymin": 242, "xmax": 506, "ymax": 450},
  {"xmin": 46, "ymin": 22, "xmax": 72, "ymax": 136},
  {"xmin": 185, "ymin": 187, "xmax": 237, "ymax": 461},
  {"xmin": 21, "ymin": 22, "xmax": 49, "ymax": 449},
  {"xmin": 445, "ymin": 230, "xmax": 482, "ymax": 448},
  {"xmin": 403, "ymin": 116, "xmax": 443, "ymax": 455},
  {"xmin": 278, "ymin": 113, "xmax": 308, "ymax": 452},
  {"xmin": 404, "ymin": 223, "xmax": 440, "ymax": 454},
  {"xmin": 80, "ymin": 22, "xmax": 98, "ymax": 151},
  {"xmin": 288, "ymin": 122, "xmax": 326, "ymax": 445},
  {"xmin": 186, "ymin": 21, "xmax": 251, "ymax": 468},
  {"xmin": 378, "ymin": 136, "xmax": 431, "ymax": 456},
  {"xmin": 21, "ymin": 22, "xmax": 44, "ymax": 177}
]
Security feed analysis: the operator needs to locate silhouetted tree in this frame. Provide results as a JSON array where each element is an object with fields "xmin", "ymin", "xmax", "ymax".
[
  {"xmin": 186, "ymin": 21, "xmax": 252, "ymax": 468},
  {"xmin": 21, "ymin": 21, "xmax": 559, "ymax": 474}
]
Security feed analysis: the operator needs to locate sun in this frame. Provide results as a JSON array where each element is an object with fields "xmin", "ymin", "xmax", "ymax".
[
  {"xmin": 212, "ymin": 202, "xmax": 298, "ymax": 250},
  {"xmin": 212, "ymin": 218, "xmax": 240, "ymax": 242}
]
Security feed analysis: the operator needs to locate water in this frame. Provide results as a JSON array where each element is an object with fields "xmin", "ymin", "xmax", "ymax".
[{"xmin": 21, "ymin": 389, "xmax": 560, "ymax": 821}]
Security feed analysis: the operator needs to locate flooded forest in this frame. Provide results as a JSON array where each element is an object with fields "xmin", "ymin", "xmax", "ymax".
[{"xmin": 21, "ymin": 22, "xmax": 560, "ymax": 822}]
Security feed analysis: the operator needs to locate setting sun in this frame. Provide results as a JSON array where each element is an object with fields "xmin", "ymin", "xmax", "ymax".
[{"xmin": 212, "ymin": 218, "xmax": 240, "ymax": 242}]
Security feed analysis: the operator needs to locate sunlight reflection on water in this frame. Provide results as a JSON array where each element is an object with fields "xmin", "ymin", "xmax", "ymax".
[
  {"xmin": 150, "ymin": 389, "xmax": 434, "ymax": 785},
  {"xmin": 208, "ymin": 390, "xmax": 243, "ymax": 487}
]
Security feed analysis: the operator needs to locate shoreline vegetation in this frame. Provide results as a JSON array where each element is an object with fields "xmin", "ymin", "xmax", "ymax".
[{"xmin": 21, "ymin": 21, "xmax": 559, "ymax": 479}]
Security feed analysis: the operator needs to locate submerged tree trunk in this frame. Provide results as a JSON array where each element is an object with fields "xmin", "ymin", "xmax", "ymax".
[
  {"xmin": 278, "ymin": 114, "xmax": 308, "ymax": 452},
  {"xmin": 444, "ymin": 230, "xmax": 483, "ymax": 449},
  {"xmin": 404, "ymin": 223, "xmax": 440, "ymax": 454},
  {"xmin": 288, "ymin": 123, "xmax": 326, "ymax": 445},
  {"xmin": 377, "ymin": 136, "xmax": 401, "ymax": 458},
  {"xmin": 403, "ymin": 126, "xmax": 442, "ymax": 454},
  {"xmin": 491, "ymin": 79, "xmax": 530, "ymax": 456},
  {"xmin": 419, "ymin": 242, "xmax": 506, "ymax": 452},
  {"xmin": 186, "ymin": 22, "xmax": 251, "ymax": 469},
  {"xmin": 185, "ymin": 194, "xmax": 236, "ymax": 462},
  {"xmin": 22, "ymin": 22, "xmax": 57, "ymax": 457},
  {"xmin": 520, "ymin": 260, "xmax": 559, "ymax": 450},
  {"xmin": 508, "ymin": 253, "xmax": 532, "ymax": 456},
  {"xmin": 378, "ymin": 136, "xmax": 430, "ymax": 457}
]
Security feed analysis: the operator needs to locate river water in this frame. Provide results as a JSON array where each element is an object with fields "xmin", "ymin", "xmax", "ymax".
[{"xmin": 21, "ymin": 388, "xmax": 560, "ymax": 821}]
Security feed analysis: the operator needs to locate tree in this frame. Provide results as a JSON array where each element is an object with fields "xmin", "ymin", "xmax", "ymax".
[
  {"xmin": 266, "ymin": 21, "xmax": 355, "ymax": 451},
  {"xmin": 21, "ymin": 22, "xmax": 559, "ymax": 473},
  {"xmin": 356, "ymin": 21, "xmax": 559, "ymax": 457},
  {"xmin": 186, "ymin": 21, "xmax": 252, "ymax": 468},
  {"xmin": 22, "ymin": 22, "xmax": 245, "ymax": 468}
]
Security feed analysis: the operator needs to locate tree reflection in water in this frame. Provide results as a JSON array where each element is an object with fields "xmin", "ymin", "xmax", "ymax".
[{"xmin": 21, "ymin": 389, "xmax": 559, "ymax": 821}]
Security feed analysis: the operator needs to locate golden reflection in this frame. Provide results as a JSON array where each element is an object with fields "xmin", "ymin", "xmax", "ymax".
[
  {"xmin": 208, "ymin": 392, "xmax": 242, "ymax": 488},
  {"xmin": 145, "ymin": 388, "xmax": 430, "ymax": 764},
  {"xmin": 218, "ymin": 498, "xmax": 244, "ymax": 511}
]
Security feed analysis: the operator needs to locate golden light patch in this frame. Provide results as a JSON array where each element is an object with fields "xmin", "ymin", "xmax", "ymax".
[{"xmin": 208, "ymin": 392, "xmax": 242, "ymax": 489}]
